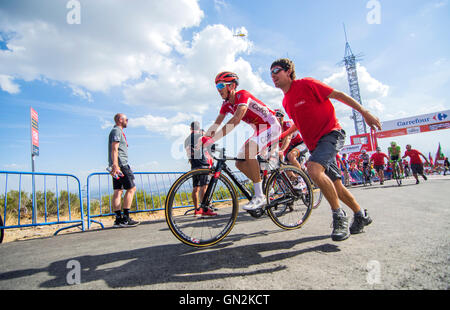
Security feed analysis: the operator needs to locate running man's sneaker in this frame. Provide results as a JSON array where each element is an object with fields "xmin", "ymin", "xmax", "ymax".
[
  {"xmin": 423, "ymin": 175, "xmax": 428, "ymax": 181},
  {"xmin": 349, "ymin": 209, "xmax": 372, "ymax": 234},
  {"xmin": 120, "ymin": 216, "xmax": 140, "ymax": 227},
  {"xmin": 243, "ymin": 196, "xmax": 266, "ymax": 211},
  {"xmin": 331, "ymin": 210, "xmax": 350, "ymax": 241}
]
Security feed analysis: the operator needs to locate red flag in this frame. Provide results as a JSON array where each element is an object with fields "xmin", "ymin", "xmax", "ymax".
[
  {"xmin": 429, "ymin": 152, "xmax": 434, "ymax": 166},
  {"xmin": 435, "ymin": 143, "xmax": 444, "ymax": 166}
]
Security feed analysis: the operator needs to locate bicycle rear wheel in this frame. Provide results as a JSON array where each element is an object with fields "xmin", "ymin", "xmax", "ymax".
[
  {"xmin": 265, "ymin": 165, "xmax": 313, "ymax": 230},
  {"xmin": 311, "ymin": 182, "xmax": 323, "ymax": 209},
  {"xmin": 165, "ymin": 169, "xmax": 239, "ymax": 247}
]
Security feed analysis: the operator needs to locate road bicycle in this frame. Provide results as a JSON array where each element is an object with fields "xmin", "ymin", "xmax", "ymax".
[
  {"xmin": 165, "ymin": 145, "xmax": 313, "ymax": 247},
  {"xmin": 390, "ymin": 160, "xmax": 402, "ymax": 186}
]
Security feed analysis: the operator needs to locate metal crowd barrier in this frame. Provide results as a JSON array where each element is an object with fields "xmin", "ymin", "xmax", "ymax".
[
  {"xmin": 0, "ymin": 171, "xmax": 85, "ymax": 243},
  {"xmin": 86, "ymin": 172, "xmax": 183, "ymax": 229},
  {"xmin": 86, "ymin": 171, "xmax": 252, "ymax": 230}
]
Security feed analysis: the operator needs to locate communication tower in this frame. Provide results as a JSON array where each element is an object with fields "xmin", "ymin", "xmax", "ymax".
[{"xmin": 340, "ymin": 25, "xmax": 367, "ymax": 135}]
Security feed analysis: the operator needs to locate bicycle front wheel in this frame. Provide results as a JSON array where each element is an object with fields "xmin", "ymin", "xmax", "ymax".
[
  {"xmin": 395, "ymin": 164, "xmax": 402, "ymax": 186},
  {"xmin": 165, "ymin": 169, "xmax": 239, "ymax": 247},
  {"xmin": 265, "ymin": 165, "xmax": 313, "ymax": 230}
]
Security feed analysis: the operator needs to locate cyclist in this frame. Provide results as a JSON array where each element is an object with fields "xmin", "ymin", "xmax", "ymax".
[
  {"xmin": 370, "ymin": 146, "xmax": 389, "ymax": 185},
  {"xmin": 402, "ymin": 144, "xmax": 429, "ymax": 184},
  {"xmin": 388, "ymin": 141, "xmax": 404, "ymax": 177},
  {"xmin": 358, "ymin": 149, "xmax": 371, "ymax": 184},
  {"xmin": 184, "ymin": 121, "xmax": 216, "ymax": 217},
  {"xmin": 275, "ymin": 109, "xmax": 307, "ymax": 170},
  {"xmin": 340, "ymin": 153, "xmax": 351, "ymax": 187},
  {"xmin": 270, "ymin": 58, "xmax": 381, "ymax": 241},
  {"xmin": 204, "ymin": 71, "xmax": 281, "ymax": 211}
]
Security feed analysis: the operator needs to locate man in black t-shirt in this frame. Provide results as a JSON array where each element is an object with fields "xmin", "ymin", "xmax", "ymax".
[{"xmin": 184, "ymin": 121, "xmax": 216, "ymax": 217}]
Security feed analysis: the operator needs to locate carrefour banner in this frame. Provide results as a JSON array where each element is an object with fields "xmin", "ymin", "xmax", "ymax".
[{"xmin": 377, "ymin": 110, "xmax": 450, "ymax": 139}]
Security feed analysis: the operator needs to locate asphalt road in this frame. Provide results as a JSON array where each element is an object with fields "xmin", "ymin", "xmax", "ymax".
[{"xmin": 0, "ymin": 176, "xmax": 449, "ymax": 290}]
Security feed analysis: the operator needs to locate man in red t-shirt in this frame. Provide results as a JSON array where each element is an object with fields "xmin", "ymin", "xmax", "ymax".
[
  {"xmin": 370, "ymin": 147, "xmax": 389, "ymax": 185},
  {"xmin": 270, "ymin": 58, "xmax": 382, "ymax": 242},
  {"xmin": 402, "ymin": 144, "xmax": 429, "ymax": 184}
]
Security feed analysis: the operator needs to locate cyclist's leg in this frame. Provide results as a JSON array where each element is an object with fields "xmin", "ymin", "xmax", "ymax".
[
  {"xmin": 235, "ymin": 139, "xmax": 262, "ymax": 183},
  {"xmin": 398, "ymin": 159, "xmax": 404, "ymax": 175},
  {"xmin": 287, "ymin": 148, "xmax": 302, "ymax": 170}
]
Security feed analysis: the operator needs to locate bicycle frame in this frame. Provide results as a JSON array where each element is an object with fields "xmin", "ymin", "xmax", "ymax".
[
  {"xmin": 200, "ymin": 147, "xmax": 299, "ymax": 211},
  {"xmin": 199, "ymin": 151, "xmax": 252, "ymax": 210}
]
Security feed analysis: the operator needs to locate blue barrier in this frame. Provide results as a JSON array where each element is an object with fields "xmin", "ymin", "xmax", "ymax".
[
  {"xmin": 86, "ymin": 170, "xmax": 252, "ymax": 229},
  {"xmin": 0, "ymin": 171, "xmax": 85, "ymax": 241},
  {"xmin": 86, "ymin": 172, "xmax": 184, "ymax": 229}
]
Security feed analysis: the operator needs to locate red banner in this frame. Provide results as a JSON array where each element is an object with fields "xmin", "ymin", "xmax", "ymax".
[{"xmin": 30, "ymin": 107, "xmax": 39, "ymax": 156}]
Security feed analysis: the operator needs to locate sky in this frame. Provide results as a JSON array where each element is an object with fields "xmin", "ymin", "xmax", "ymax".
[{"xmin": 1, "ymin": 0, "xmax": 449, "ymax": 183}]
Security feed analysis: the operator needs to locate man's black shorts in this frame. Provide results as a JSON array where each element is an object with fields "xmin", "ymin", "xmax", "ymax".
[
  {"xmin": 112, "ymin": 165, "xmax": 136, "ymax": 190},
  {"xmin": 411, "ymin": 163, "xmax": 424, "ymax": 175},
  {"xmin": 192, "ymin": 165, "xmax": 209, "ymax": 187},
  {"xmin": 308, "ymin": 129, "xmax": 345, "ymax": 182},
  {"xmin": 374, "ymin": 165, "xmax": 384, "ymax": 172}
]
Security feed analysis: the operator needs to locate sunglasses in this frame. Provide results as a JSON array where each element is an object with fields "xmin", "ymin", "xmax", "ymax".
[
  {"xmin": 271, "ymin": 67, "xmax": 285, "ymax": 75},
  {"xmin": 216, "ymin": 82, "xmax": 231, "ymax": 90}
]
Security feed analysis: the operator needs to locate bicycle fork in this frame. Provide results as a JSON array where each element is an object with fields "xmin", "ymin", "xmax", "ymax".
[{"xmin": 266, "ymin": 170, "xmax": 300, "ymax": 209}]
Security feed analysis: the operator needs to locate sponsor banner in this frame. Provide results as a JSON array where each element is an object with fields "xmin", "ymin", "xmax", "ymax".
[
  {"xmin": 340, "ymin": 144, "xmax": 363, "ymax": 154},
  {"xmin": 380, "ymin": 110, "xmax": 449, "ymax": 132},
  {"xmin": 30, "ymin": 107, "xmax": 39, "ymax": 156},
  {"xmin": 376, "ymin": 121, "xmax": 450, "ymax": 139}
]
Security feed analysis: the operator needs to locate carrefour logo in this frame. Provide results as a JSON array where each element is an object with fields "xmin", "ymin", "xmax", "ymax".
[
  {"xmin": 396, "ymin": 113, "xmax": 448, "ymax": 127},
  {"xmin": 433, "ymin": 113, "xmax": 448, "ymax": 121}
]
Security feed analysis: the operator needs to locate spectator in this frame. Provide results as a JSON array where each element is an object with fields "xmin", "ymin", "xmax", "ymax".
[
  {"xmin": 402, "ymin": 144, "xmax": 429, "ymax": 184},
  {"xmin": 443, "ymin": 157, "xmax": 449, "ymax": 176},
  {"xmin": 184, "ymin": 121, "xmax": 216, "ymax": 217},
  {"xmin": 108, "ymin": 113, "xmax": 139, "ymax": 228}
]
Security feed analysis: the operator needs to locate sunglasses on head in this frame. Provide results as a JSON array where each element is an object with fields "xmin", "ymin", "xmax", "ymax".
[
  {"xmin": 216, "ymin": 82, "xmax": 232, "ymax": 90},
  {"xmin": 271, "ymin": 67, "xmax": 285, "ymax": 75}
]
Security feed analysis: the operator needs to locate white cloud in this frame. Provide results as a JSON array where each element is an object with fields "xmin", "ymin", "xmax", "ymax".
[
  {"xmin": 0, "ymin": 0, "xmax": 282, "ymax": 121},
  {"xmin": 324, "ymin": 64, "xmax": 389, "ymax": 117},
  {"xmin": 130, "ymin": 112, "xmax": 197, "ymax": 138},
  {"xmin": 0, "ymin": 74, "xmax": 20, "ymax": 94},
  {"xmin": 0, "ymin": 0, "xmax": 204, "ymax": 92},
  {"xmin": 123, "ymin": 24, "xmax": 283, "ymax": 114}
]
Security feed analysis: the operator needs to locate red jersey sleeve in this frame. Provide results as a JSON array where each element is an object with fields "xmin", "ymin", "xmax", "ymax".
[
  {"xmin": 234, "ymin": 90, "xmax": 251, "ymax": 106},
  {"xmin": 304, "ymin": 78, "xmax": 334, "ymax": 103},
  {"xmin": 219, "ymin": 102, "xmax": 231, "ymax": 115}
]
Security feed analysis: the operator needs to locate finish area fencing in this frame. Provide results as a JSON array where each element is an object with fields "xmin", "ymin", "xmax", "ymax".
[
  {"xmin": 0, "ymin": 171, "xmax": 85, "ymax": 243},
  {"xmin": 1, "ymin": 170, "xmax": 252, "ymax": 243}
]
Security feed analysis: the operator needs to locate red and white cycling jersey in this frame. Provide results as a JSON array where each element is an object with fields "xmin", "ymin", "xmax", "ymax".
[
  {"xmin": 281, "ymin": 120, "xmax": 303, "ymax": 146},
  {"xmin": 219, "ymin": 90, "xmax": 277, "ymax": 131}
]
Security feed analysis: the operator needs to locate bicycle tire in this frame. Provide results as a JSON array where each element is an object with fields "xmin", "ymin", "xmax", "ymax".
[
  {"xmin": 395, "ymin": 164, "xmax": 402, "ymax": 186},
  {"xmin": 165, "ymin": 169, "xmax": 239, "ymax": 247},
  {"xmin": 0, "ymin": 214, "xmax": 4, "ymax": 244},
  {"xmin": 265, "ymin": 165, "xmax": 313, "ymax": 230},
  {"xmin": 312, "ymin": 183, "xmax": 323, "ymax": 209}
]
